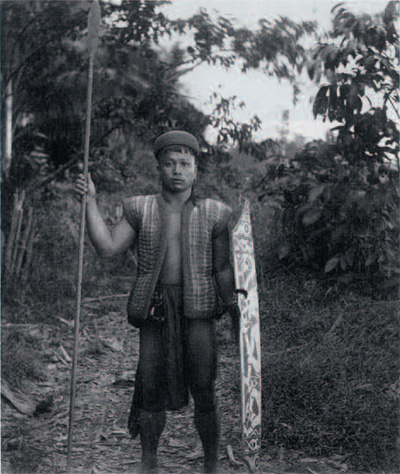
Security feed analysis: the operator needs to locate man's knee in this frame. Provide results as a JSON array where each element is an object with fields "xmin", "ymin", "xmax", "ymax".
[
  {"xmin": 140, "ymin": 366, "xmax": 167, "ymax": 412},
  {"xmin": 185, "ymin": 319, "xmax": 217, "ymax": 410},
  {"xmin": 141, "ymin": 379, "xmax": 166, "ymax": 412},
  {"xmin": 141, "ymin": 394, "xmax": 165, "ymax": 413},
  {"xmin": 190, "ymin": 382, "xmax": 216, "ymax": 411}
]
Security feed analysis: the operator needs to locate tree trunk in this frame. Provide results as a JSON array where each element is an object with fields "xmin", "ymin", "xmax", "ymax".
[
  {"xmin": 3, "ymin": 191, "xmax": 19, "ymax": 275},
  {"xmin": 9, "ymin": 190, "xmax": 25, "ymax": 280},
  {"xmin": 15, "ymin": 206, "xmax": 33, "ymax": 278},
  {"xmin": 3, "ymin": 80, "xmax": 13, "ymax": 178}
]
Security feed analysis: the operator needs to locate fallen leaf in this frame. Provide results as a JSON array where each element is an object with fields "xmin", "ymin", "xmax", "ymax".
[
  {"xmin": 168, "ymin": 438, "xmax": 186, "ymax": 448},
  {"xmin": 186, "ymin": 446, "xmax": 203, "ymax": 460},
  {"xmin": 226, "ymin": 445, "xmax": 243, "ymax": 466}
]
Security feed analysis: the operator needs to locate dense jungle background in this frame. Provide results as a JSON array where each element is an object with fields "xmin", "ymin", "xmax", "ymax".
[{"xmin": 1, "ymin": 1, "xmax": 399, "ymax": 473}]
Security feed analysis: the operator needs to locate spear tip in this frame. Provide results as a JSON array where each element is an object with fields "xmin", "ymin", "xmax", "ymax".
[{"xmin": 87, "ymin": 0, "xmax": 101, "ymax": 54}]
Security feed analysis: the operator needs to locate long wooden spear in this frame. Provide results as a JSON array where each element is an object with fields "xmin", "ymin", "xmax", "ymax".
[{"xmin": 67, "ymin": 1, "xmax": 101, "ymax": 471}]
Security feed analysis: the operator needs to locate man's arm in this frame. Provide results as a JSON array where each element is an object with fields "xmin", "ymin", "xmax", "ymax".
[
  {"xmin": 213, "ymin": 227, "xmax": 240, "ymax": 342},
  {"xmin": 75, "ymin": 174, "xmax": 135, "ymax": 257},
  {"xmin": 213, "ymin": 227, "xmax": 236, "ymax": 304}
]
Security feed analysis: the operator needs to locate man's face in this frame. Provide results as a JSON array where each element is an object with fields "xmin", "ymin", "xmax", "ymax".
[{"xmin": 158, "ymin": 150, "xmax": 197, "ymax": 193}]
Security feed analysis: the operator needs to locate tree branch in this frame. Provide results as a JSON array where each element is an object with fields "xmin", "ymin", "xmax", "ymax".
[{"xmin": 388, "ymin": 96, "xmax": 400, "ymax": 120}]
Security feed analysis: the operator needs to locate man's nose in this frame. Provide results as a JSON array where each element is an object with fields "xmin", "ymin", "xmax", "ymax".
[{"xmin": 173, "ymin": 164, "xmax": 183, "ymax": 174}]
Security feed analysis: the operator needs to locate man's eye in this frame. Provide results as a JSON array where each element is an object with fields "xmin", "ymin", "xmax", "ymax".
[{"xmin": 164, "ymin": 162, "xmax": 172, "ymax": 167}]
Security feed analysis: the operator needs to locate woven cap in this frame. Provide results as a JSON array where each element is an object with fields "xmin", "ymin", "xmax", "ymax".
[{"xmin": 154, "ymin": 130, "xmax": 200, "ymax": 156}]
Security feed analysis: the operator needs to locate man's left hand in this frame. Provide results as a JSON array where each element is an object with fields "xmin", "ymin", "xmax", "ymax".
[{"xmin": 229, "ymin": 302, "xmax": 241, "ymax": 345}]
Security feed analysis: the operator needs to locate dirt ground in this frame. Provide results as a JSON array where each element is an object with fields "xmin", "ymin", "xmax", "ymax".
[{"xmin": 1, "ymin": 296, "xmax": 393, "ymax": 474}]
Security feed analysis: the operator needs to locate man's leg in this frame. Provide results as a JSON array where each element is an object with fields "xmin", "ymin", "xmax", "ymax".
[
  {"xmin": 139, "ymin": 410, "xmax": 166, "ymax": 471},
  {"xmin": 186, "ymin": 319, "xmax": 219, "ymax": 473},
  {"xmin": 138, "ymin": 322, "xmax": 167, "ymax": 472}
]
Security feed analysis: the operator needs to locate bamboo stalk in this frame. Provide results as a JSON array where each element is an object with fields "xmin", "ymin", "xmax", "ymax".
[
  {"xmin": 4, "ymin": 191, "xmax": 19, "ymax": 275},
  {"xmin": 9, "ymin": 190, "xmax": 25, "ymax": 280},
  {"xmin": 4, "ymin": 80, "xmax": 13, "ymax": 177},
  {"xmin": 21, "ymin": 223, "xmax": 36, "ymax": 284},
  {"xmin": 15, "ymin": 206, "xmax": 33, "ymax": 279},
  {"xmin": 1, "ymin": 231, "xmax": 5, "ymax": 266}
]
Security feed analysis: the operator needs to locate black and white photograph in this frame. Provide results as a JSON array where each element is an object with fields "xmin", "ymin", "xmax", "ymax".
[{"xmin": 1, "ymin": 1, "xmax": 399, "ymax": 473}]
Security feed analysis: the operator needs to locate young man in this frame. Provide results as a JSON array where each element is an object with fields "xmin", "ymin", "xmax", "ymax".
[{"xmin": 75, "ymin": 130, "xmax": 238, "ymax": 473}]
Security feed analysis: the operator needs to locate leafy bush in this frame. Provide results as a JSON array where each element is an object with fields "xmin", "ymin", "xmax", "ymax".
[
  {"xmin": 257, "ymin": 139, "xmax": 399, "ymax": 295},
  {"xmin": 1, "ymin": 330, "xmax": 45, "ymax": 390},
  {"xmin": 256, "ymin": 2, "xmax": 400, "ymax": 295}
]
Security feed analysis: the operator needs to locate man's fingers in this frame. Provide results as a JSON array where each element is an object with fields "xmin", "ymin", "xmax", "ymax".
[
  {"xmin": 75, "ymin": 180, "xmax": 87, "ymax": 190},
  {"xmin": 74, "ymin": 172, "xmax": 96, "ymax": 199},
  {"xmin": 75, "ymin": 174, "xmax": 88, "ymax": 188},
  {"xmin": 74, "ymin": 176, "xmax": 88, "ymax": 199}
]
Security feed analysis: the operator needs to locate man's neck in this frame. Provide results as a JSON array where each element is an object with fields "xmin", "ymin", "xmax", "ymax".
[{"xmin": 161, "ymin": 188, "xmax": 192, "ymax": 209}]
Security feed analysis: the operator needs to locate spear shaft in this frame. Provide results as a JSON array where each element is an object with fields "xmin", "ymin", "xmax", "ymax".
[{"xmin": 67, "ymin": 1, "xmax": 101, "ymax": 471}]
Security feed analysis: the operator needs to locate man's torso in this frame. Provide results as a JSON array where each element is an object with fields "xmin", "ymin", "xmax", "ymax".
[{"xmin": 158, "ymin": 205, "xmax": 183, "ymax": 285}]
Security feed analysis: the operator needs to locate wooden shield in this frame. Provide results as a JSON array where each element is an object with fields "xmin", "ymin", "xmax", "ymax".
[{"xmin": 231, "ymin": 200, "xmax": 262, "ymax": 473}]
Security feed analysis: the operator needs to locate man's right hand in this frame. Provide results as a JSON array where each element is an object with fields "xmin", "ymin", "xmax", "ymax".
[{"xmin": 74, "ymin": 173, "xmax": 96, "ymax": 201}]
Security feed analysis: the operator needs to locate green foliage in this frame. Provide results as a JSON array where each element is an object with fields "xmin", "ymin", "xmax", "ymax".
[
  {"xmin": 1, "ymin": 0, "xmax": 209, "ymax": 228},
  {"xmin": 1, "ymin": 0, "xmax": 318, "ymax": 189},
  {"xmin": 309, "ymin": 2, "xmax": 399, "ymax": 165},
  {"xmin": 233, "ymin": 16, "xmax": 316, "ymax": 77},
  {"xmin": 102, "ymin": 0, "xmax": 171, "ymax": 46},
  {"xmin": 256, "ymin": 2, "xmax": 400, "ymax": 295},
  {"xmin": 207, "ymin": 92, "xmax": 262, "ymax": 149},
  {"xmin": 1, "ymin": 0, "xmax": 89, "ymax": 176},
  {"xmin": 3, "ymin": 444, "xmax": 45, "ymax": 474},
  {"xmin": 258, "ymin": 140, "xmax": 399, "ymax": 294},
  {"xmin": 2, "ymin": 330, "xmax": 45, "ymax": 390}
]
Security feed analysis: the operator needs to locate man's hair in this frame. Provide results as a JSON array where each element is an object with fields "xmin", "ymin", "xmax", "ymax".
[{"xmin": 156, "ymin": 145, "xmax": 197, "ymax": 162}]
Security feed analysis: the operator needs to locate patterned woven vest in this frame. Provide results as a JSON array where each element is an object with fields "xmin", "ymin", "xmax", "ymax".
[{"xmin": 122, "ymin": 194, "xmax": 231, "ymax": 326}]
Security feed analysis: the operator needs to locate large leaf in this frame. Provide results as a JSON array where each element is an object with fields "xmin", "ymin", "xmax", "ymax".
[
  {"xmin": 308, "ymin": 184, "xmax": 326, "ymax": 202},
  {"xmin": 313, "ymin": 85, "xmax": 329, "ymax": 118},
  {"xmin": 278, "ymin": 242, "xmax": 291, "ymax": 260},
  {"xmin": 365, "ymin": 252, "xmax": 378, "ymax": 267},
  {"xmin": 325, "ymin": 256, "xmax": 339, "ymax": 273},
  {"xmin": 344, "ymin": 247, "xmax": 355, "ymax": 267},
  {"xmin": 303, "ymin": 208, "xmax": 322, "ymax": 226}
]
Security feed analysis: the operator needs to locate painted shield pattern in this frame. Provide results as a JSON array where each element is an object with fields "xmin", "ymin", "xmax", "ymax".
[{"xmin": 231, "ymin": 200, "xmax": 262, "ymax": 473}]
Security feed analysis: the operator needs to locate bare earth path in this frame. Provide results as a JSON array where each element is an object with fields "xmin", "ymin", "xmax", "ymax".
[
  {"xmin": 2, "ymin": 296, "xmax": 375, "ymax": 474},
  {"xmin": 3, "ymin": 297, "xmax": 246, "ymax": 474}
]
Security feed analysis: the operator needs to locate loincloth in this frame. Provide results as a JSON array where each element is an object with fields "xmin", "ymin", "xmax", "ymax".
[{"xmin": 128, "ymin": 284, "xmax": 189, "ymax": 439}]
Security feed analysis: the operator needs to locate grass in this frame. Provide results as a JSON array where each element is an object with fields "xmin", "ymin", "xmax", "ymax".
[{"xmin": 258, "ymin": 271, "xmax": 399, "ymax": 470}]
